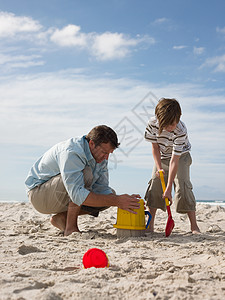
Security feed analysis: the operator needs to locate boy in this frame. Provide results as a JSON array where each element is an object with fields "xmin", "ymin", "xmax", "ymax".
[{"xmin": 144, "ymin": 98, "xmax": 200, "ymax": 234}]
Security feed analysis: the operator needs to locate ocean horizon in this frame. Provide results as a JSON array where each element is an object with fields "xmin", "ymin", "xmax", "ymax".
[
  {"xmin": 1, "ymin": 199, "xmax": 225, "ymax": 207},
  {"xmin": 196, "ymin": 200, "xmax": 225, "ymax": 206}
]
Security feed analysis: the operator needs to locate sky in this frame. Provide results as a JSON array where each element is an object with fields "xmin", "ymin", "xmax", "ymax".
[{"xmin": 0, "ymin": 0, "xmax": 225, "ymax": 202}]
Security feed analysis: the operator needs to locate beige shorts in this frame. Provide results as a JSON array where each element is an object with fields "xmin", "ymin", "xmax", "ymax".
[
  {"xmin": 28, "ymin": 166, "xmax": 112, "ymax": 217},
  {"xmin": 144, "ymin": 152, "xmax": 196, "ymax": 213}
]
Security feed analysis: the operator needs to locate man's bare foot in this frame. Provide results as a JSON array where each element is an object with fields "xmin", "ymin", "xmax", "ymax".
[
  {"xmin": 64, "ymin": 226, "xmax": 81, "ymax": 236},
  {"xmin": 50, "ymin": 212, "xmax": 67, "ymax": 232}
]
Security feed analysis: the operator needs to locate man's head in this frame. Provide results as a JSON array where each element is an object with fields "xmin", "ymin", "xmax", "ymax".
[
  {"xmin": 86, "ymin": 125, "xmax": 120, "ymax": 163},
  {"xmin": 155, "ymin": 98, "xmax": 182, "ymax": 134}
]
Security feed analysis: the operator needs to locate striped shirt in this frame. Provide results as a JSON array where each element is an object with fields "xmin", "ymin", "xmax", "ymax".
[{"xmin": 145, "ymin": 116, "xmax": 191, "ymax": 159}]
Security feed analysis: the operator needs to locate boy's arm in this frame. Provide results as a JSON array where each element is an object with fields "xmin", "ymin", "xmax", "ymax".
[
  {"xmin": 152, "ymin": 143, "xmax": 162, "ymax": 172},
  {"xmin": 164, "ymin": 154, "xmax": 180, "ymax": 201}
]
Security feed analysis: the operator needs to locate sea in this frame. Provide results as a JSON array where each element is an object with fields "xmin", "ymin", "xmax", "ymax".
[
  {"xmin": 0, "ymin": 199, "xmax": 225, "ymax": 207},
  {"xmin": 196, "ymin": 200, "xmax": 225, "ymax": 207}
]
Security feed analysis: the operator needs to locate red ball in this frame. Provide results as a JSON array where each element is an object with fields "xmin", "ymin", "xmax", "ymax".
[{"xmin": 83, "ymin": 248, "xmax": 109, "ymax": 269}]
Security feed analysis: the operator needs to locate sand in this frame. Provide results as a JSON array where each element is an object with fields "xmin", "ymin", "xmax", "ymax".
[{"xmin": 0, "ymin": 202, "xmax": 225, "ymax": 300}]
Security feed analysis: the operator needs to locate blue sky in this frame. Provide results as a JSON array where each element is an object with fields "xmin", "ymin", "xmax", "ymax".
[{"xmin": 0, "ymin": 0, "xmax": 225, "ymax": 202}]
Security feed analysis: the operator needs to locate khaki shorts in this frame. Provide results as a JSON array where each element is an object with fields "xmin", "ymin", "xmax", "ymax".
[
  {"xmin": 144, "ymin": 152, "xmax": 196, "ymax": 213},
  {"xmin": 28, "ymin": 166, "xmax": 112, "ymax": 217}
]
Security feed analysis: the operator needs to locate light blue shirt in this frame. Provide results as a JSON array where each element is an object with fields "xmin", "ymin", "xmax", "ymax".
[{"xmin": 25, "ymin": 136, "xmax": 113, "ymax": 206}]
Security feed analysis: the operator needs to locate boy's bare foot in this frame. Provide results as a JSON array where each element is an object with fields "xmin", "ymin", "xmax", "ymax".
[
  {"xmin": 192, "ymin": 228, "xmax": 201, "ymax": 235},
  {"xmin": 50, "ymin": 212, "xmax": 67, "ymax": 232},
  {"xmin": 145, "ymin": 224, "xmax": 154, "ymax": 233},
  {"xmin": 187, "ymin": 211, "xmax": 200, "ymax": 235},
  {"xmin": 145, "ymin": 207, "xmax": 156, "ymax": 233}
]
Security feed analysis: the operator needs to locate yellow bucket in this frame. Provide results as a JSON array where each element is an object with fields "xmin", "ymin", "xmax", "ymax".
[{"xmin": 113, "ymin": 199, "xmax": 151, "ymax": 230}]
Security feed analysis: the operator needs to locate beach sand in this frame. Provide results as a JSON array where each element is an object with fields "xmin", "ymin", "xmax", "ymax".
[{"xmin": 0, "ymin": 202, "xmax": 224, "ymax": 300}]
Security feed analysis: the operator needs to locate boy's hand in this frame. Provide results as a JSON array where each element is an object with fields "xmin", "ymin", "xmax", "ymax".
[
  {"xmin": 163, "ymin": 189, "xmax": 173, "ymax": 205},
  {"xmin": 156, "ymin": 169, "xmax": 165, "ymax": 178}
]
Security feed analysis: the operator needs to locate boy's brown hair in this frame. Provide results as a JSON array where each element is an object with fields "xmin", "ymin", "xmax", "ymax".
[
  {"xmin": 155, "ymin": 98, "xmax": 182, "ymax": 134},
  {"xmin": 86, "ymin": 125, "xmax": 120, "ymax": 149}
]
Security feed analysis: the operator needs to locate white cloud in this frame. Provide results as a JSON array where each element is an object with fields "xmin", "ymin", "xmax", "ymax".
[
  {"xmin": 92, "ymin": 32, "xmax": 141, "ymax": 60},
  {"xmin": 173, "ymin": 45, "xmax": 187, "ymax": 50},
  {"xmin": 0, "ymin": 53, "xmax": 45, "ymax": 70},
  {"xmin": 50, "ymin": 26, "xmax": 155, "ymax": 60},
  {"xmin": 50, "ymin": 24, "xmax": 88, "ymax": 47},
  {"xmin": 151, "ymin": 17, "xmax": 175, "ymax": 31},
  {"xmin": 152, "ymin": 18, "xmax": 169, "ymax": 25},
  {"xmin": 0, "ymin": 11, "xmax": 154, "ymax": 62},
  {"xmin": 216, "ymin": 26, "xmax": 225, "ymax": 34},
  {"xmin": 201, "ymin": 54, "xmax": 225, "ymax": 72},
  {"xmin": 0, "ymin": 71, "xmax": 224, "ymax": 199},
  {"xmin": 7, "ymin": 60, "xmax": 45, "ymax": 69},
  {"xmin": 0, "ymin": 11, "xmax": 42, "ymax": 38},
  {"xmin": 0, "ymin": 71, "xmax": 224, "ymax": 157},
  {"xmin": 193, "ymin": 46, "xmax": 205, "ymax": 55}
]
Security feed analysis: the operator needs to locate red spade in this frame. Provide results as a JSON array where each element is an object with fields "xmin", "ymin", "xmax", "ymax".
[{"xmin": 159, "ymin": 171, "xmax": 175, "ymax": 237}]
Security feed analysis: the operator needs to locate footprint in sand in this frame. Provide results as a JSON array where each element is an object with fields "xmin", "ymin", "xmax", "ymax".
[
  {"xmin": 13, "ymin": 281, "xmax": 55, "ymax": 294},
  {"xmin": 18, "ymin": 244, "xmax": 45, "ymax": 255},
  {"xmin": 207, "ymin": 224, "xmax": 222, "ymax": 233}
]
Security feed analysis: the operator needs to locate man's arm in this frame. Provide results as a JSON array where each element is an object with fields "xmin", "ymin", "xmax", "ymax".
[
  {"xmin": 83, "ymin": 192, "xmax": 141, "ymax": 214},
  {"xmin": 164, "ymin": 154, "xmax": 180, "ymax": 201}
]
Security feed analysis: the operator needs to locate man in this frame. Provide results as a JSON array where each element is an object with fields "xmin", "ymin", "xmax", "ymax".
[{"xmin": 25, "ymin": 125, "xmax": 140, "ymax": 236}]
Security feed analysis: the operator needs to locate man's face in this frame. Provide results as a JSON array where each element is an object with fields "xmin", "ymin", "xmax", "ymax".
[{"xmin": 89, "ymin": 141, "xmax": 115, "ymax": 163}]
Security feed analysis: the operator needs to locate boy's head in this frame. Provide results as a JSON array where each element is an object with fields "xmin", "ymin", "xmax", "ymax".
[{"xmin": 155, "ymin": 98, "xmax": 182, "ymax": 134}]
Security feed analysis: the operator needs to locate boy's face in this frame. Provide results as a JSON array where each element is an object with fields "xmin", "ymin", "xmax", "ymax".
[{"xmin": 164, "ymin": 121, "xmax": 178, "ymax": 132}]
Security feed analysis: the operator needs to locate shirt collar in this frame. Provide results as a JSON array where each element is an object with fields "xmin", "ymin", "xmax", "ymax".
[{"xmin": 83, "ymin": 135, "xmax": 95, "ymax": 163}]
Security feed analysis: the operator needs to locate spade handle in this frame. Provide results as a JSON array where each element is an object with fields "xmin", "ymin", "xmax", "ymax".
[{"xmin": 159, "ymin": 171, "xmax": 170, "ymax": 207}]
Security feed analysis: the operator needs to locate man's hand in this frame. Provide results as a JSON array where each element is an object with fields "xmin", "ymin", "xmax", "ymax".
[{"xmin": 117, "ymin": 194, "xmax": 141, "ymax": 214}]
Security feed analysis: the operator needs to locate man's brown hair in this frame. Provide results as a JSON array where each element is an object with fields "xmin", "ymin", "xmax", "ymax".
[
  {"xmin": 86, "ymin": 125, "xmax": 120, "ymax": 149},
  {"xmin": 155, "ymin": 98, "xmax": 182, "ymax": 134}
]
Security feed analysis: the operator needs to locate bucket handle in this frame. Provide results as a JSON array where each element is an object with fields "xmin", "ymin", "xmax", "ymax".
[{"xmin": 145, "ymin": 211, "xmax": 152, "ymax": 229}]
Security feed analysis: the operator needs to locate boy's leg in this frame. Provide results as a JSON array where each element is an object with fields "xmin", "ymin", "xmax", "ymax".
[
  {"xmin": 187, "ymin": 211, "xmax": 200, "ymax": 234},
  {"xmin": 174, "ymin": 153, "xmax": 200, "ymax": 233},
  {"xmin": 146, "ymin": 207, "xmax": 157, "ymax": 232},
  {"xmin": 145, "ymin": 161, "xmax": 169, "ymax": 232}
]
